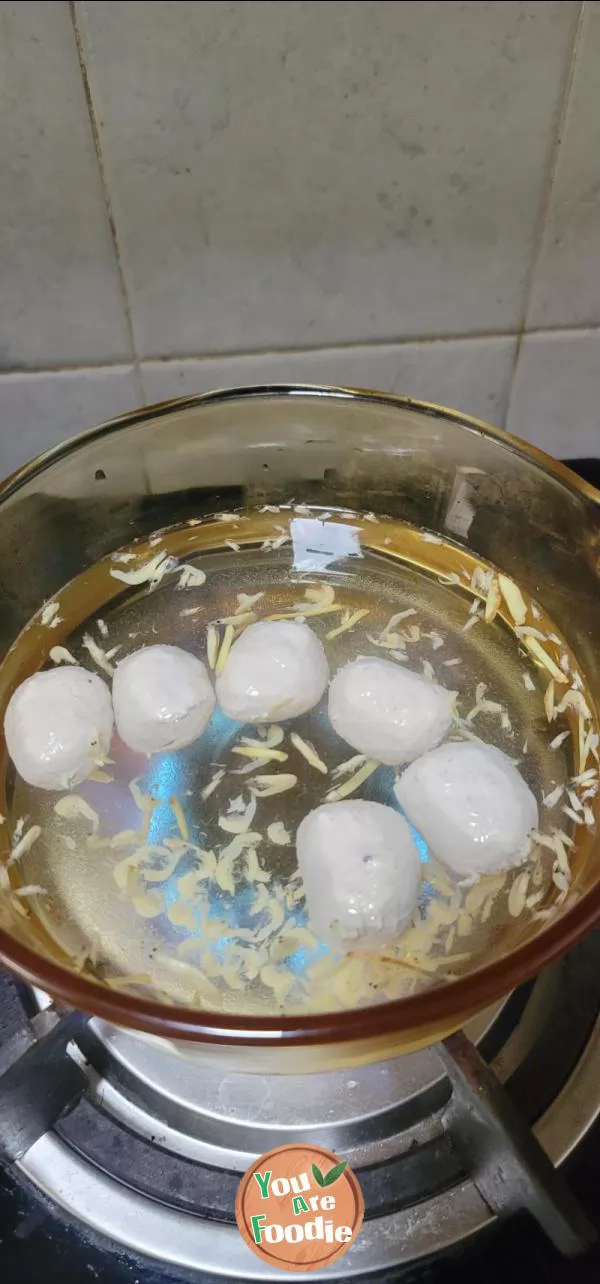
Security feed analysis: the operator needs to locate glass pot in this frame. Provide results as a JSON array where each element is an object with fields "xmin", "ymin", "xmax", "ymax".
[{"xmin": 0, "ymin": 385, "xmax": 599, "ymax": 1073}]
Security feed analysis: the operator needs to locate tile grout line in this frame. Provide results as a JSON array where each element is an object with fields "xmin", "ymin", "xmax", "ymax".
[
  {"xmin": 136, "ymin": 330, "xmax": 517, "ymax": 364},
  {"xmin": 1, "ymin": 324, "xmax": 600, "ymax": 381},
  {"xmin": 506, "ymin": 0, "xmax": 588, "ymax": 418},
  {"xmin": 68, "ymin": 0, "xmax": 145, "ymax": 406}
]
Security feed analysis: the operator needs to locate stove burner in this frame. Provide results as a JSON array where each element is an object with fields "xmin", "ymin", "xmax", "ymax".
[{"xmin": 1, "ymin": 933, "xmax": 599, "ymax": 1279}]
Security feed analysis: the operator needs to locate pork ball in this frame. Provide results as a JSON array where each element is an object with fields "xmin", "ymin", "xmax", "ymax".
[
  {"xmin": 328, "ymin": 656, "xmax": 454, "ymax": 765},
  {"xmin": 296, "ymin": 800, "xmax": 422, "ymax": 951},
  {"xmin": 113, "ymin": 644, "xmax": 215, "ymax": 754},
  {"xmin": 216, "ymin": 620, "xmax": 328, "ymax": 723},
  {"xmin": 4, "ymin": 666, "xmax": 114, "ymax": 791},
  {"xmin": 395, "ymin": 741, "xmax": 539, "ymax": 877}
]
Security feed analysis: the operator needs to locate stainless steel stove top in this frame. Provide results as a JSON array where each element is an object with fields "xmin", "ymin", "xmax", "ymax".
[{"xmin": 1, "ymin": 931, "xmax": 599, "ymax": 1280}]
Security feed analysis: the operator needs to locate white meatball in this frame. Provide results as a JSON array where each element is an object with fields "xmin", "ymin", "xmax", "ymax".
[
  {"xmin": 216, "ymin": 620, "xmax": 328, "ymax": 723},
  {"xmin": 328, "ymin": 656, "xmax": 454, "ymax": 765},
  {"xmin": 395, "ymin": 741, "xmax": 538, "ymax": 878},
  {"xmin": 4, "ymin": 666, "xmax": 113, "ymax": 791},
  {"xmin": 296, "ymin": 800, "xmax": 422, "ymax": 952},
  {"xmin": 113, "ymin": 645, "xmax": 215, "ymax": 754}
]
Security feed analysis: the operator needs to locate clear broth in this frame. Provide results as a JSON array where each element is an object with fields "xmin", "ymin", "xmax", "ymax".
[{"xmin": 0, "ymin": 507, "xmax": 596, "ymax": 1016}]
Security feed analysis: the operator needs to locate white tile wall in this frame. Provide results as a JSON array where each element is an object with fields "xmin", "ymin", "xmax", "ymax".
[
  {"xmin": 0, "ymin": 366, "xmax": 139, "ymax": 477},
  {"xmin": 78, "ymin": 0, "xmax": 577, "ymax": 357},
  {"xmin": 0, "ymin": 2, "xmax": 131, "ymax": 369},
  {"xmin": 506, "ymin": 330, "xmax": 600, "ymax": 457},
  {"xmin": 527, "ymin": 2, "xmax": 600, "ymax": 329},
  {"xmin": 0, "ymin": 1, "xmax": 599, "ymax": 480},
  {"xmin": 142, "ymin": 336, "xmax": 516, "ymax": 427}
]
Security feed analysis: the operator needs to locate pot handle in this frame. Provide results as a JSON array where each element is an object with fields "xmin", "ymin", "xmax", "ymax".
[{"xmin": 0, "ymin": 1006, "xmax": 88, "ymax": 1164}]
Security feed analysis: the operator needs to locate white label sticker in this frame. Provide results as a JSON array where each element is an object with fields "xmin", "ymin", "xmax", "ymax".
[{"xmin": 291, "ymin": 518, "xmax": 363, "ymax": 572}]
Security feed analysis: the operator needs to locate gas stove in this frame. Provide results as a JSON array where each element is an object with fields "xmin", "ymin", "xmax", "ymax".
[
  {"xmin": 1, "ymin": 458, "xmax": 600, "ymax": 1284},
  {"xmin": 1, "ymin": 932, "xmax": 600, "ymax": 1283}
]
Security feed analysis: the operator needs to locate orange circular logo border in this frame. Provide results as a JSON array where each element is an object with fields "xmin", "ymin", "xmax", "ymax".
[{"xmin": 235, "ymin": 1143, "xmax": 364, "ymax": 1272}]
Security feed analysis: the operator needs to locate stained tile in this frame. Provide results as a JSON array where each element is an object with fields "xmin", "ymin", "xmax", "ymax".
[
  {"xmin": 0, "ymin": 366, "xmax": 139, "ymax": 478},
  {"xmin": 527, "ymin": 3, "xmax": 600, "ymax": 328},
  {"xmin": 506, "ymin": 330, "xmax": 600, "ymax": 458},
  {"xmin": 78, "ymin": 1, "xmax": 577, "ymax": 356},
  {"xmin": 0, "ymin": 1, "xmax": 132, "ymax": 368}
]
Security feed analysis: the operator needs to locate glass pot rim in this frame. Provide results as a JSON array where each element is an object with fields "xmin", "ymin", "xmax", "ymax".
[{"xmin": 1, "ymin": 382, "xmax": 599, "ymax": 1047}]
